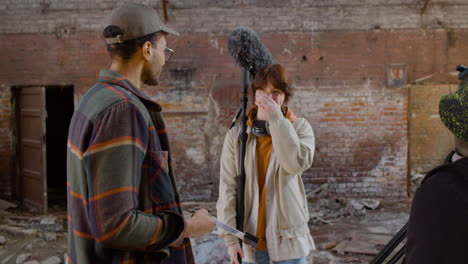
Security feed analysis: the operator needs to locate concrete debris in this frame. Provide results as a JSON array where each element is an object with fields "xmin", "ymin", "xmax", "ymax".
[
  {"xmin": 309, "ymin": 197, "xmax": 381, "ymax": 224},
  {"xmin": 360, "ymin": 199, "xmax": 380, "ymax": 210},
  {"xmin": 319, "ymin": 241, "xmax": 339, "ymax": 250},
  {"xmin": 307, "ymin": 183, "xmax": 329, "ymax": 200},
  {"xmin": 43, "ymin": 232, "xmax": 57, "ymax": 241},
  {"xmin": 411, "ymin": 173, "xmax": 425, "ymax": 194},
  {"xmin": 39, "ymin": 217, "xmax": 63, "ymax": 232},
  {"xmin": 24, "ymin": 261, "xmax": 40, "ymax": 264},
  {"xmin": 309, "ymin": 213, "xmax": 333, "ymax": 225},
  {"xmin": 346, "ymin": 200, "xmax": 365, "ymax": 217},
  {"xmin": 25, "ymin": 244, "xmax": 33, "ymax": 251},
  {"xmin": 40, "ymin": 256, "xmax": 61, "ymax": 264},
  {"xmin": 411, "ymin": 173, "xmax": 424, "ymax": 186},
  {"xmin": 0, "ymin": 199, "xmax": 18, "ymax": 211},
  {"xmin": 190, "ymin": 231, "xmax": 229, "ymax": 264},
  {"xmin": 0, "ymin": 225, "xmax": 38, "ymax": 236},
  {"xmin": 310, "ymin": 250, "xmax": 336, "ymax": 262},
  {"xmin": 16, "ymin": 253, "xmax": 31, "ymax": 264},
  {"xmin": 349, "ymin": 199, "xmax": 365, "ymax": 211},
  {"xmin": 0, "ymin": 235, "xmax": 5, "ymax": 245},
  {"xmin": 39, "ymin": 217, "xmax": 56, "ymax": 226},
  {"xmin": 341, "ymin": 256, "xmax": 364, "ymax": 263},
  {"xmin": 0, "ymin": 211, "xmax": 39, "ymax": 221}
]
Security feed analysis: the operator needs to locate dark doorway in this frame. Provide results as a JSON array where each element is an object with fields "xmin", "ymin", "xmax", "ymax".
[
  {"xmin": 14, "ymin": 85, "xmax": 74, "ymax": 213},
  {"xmin": 45, "ymin": 86, "xmax": 74, "ymax": 209}
]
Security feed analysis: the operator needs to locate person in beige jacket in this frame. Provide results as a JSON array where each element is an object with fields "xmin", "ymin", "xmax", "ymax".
[{"xmin": 217, "ymin": 64, "xmax": 315, "ymax": 264}]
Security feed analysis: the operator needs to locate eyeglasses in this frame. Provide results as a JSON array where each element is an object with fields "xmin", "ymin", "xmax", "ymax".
[{"xmin": 151, "ymin": 42, "xmax": 174, "ymax": 62}]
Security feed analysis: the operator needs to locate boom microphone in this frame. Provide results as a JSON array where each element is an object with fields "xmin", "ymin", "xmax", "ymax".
[{"xmin": 227, "ymin": 27, "xmax": 274, "ymax": 78}]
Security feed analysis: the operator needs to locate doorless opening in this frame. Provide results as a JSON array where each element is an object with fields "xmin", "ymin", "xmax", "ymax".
[{"xmin": 45, "ymin": 86, "xmax": 74, "ymax": 209}]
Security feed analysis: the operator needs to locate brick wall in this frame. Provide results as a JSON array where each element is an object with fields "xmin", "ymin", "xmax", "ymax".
[
  {"xmin": 3, "ymin": 0, "xmax": 468, "ymax": 34},
  {"xmin": 1, "ymin": 0, "xmax": 468, "ymax": 200},
  {"xmin": 409, "ymin": 85, "xmax": 457, "ymax": 175}
]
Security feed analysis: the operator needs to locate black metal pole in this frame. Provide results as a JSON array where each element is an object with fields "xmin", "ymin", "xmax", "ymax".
[
  {"xmin": 236, "ymin": 68, "xmax": 249, "ymax": 263},
  {"xmin": 387, "ymin": 245, "xmax": 406, "ymax": 264},
  {"xmin": 370, "ymin": 222, "xmax": 408, "ymax": 264}
]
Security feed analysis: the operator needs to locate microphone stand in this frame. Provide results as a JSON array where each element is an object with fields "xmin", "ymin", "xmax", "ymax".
[{"xmin": 236, "ymin": 68, "xmax": 250, "ymax": 263}]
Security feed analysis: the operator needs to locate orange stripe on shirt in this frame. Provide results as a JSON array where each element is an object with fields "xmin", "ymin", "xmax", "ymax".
[
  {"xmin": 100, "ymin": 82, "xmax": 128, "ymax": 100},
  {"xmin": 115, "ymin": 76, "xmax": 127, "ymax": 83},
  {"xmin": 89, "ymin": 136, "xmax": 146, "ymax": 151},
  {"xmin": 89, "ymin": 187, "xmax": 138, "ymax": 202},
  {"xmin": 149, "ymin": 217, "xmax": 162, "ymax": 246},
  {"xmin": 74, "ymin": 217, "xmax": 132, "ymax": 243},
  {"xmin": 70, "ymin": 190, "xmax": 89, "ymax": 205},
  {"xmin": 96, "ymin": 216, "xmax": 131, "ymax": 242},
  {"xmin": 68, "ymin": 141, "xmax": 84, "ymax": 158},
  {"xmin": 70, "ymin": 187, "xmax": 137, "ymax": 205},
  {"xmin": 73, "ymin": 229, "xmax": 94, "ymax": 239}
]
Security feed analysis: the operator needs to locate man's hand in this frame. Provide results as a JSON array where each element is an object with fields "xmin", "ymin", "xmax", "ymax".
[
  {"xmin": 184, "ymin": 209, "xmax": 215, "ymax": 238},
  {"xmin": 227, "ymin": 243, "xmax": 244, "ymax": 264},
  {"xmin": 255, "ymin": 91, "xmax": 282, "ymax": 117}
]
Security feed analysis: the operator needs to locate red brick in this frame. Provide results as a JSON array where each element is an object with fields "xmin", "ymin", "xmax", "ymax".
[{"xmin": 0, "ymin": 27, "xmax": 465, "ymax": 200}]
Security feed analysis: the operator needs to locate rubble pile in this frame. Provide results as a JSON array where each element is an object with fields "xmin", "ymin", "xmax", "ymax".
[
  {"xmin": 0, "ymin": 202, "xmax": 67, "ymax": 264},
  {"xmin": 307, "ymin": 184, "xmax": 382, "ymax": 225},
  {"xmin": 0, "ymin": 197, "xmax": 410, "ymax": 264}
]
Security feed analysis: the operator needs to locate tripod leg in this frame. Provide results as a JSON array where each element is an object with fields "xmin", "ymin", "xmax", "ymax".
[
  {"xmin": 370, "ymin": 222, "xmax": 408, "ymax": 264},
  {"xmin": 387, "ymin": 245, "xmax": 406, "ymax": 264},
  {"xmin": 230, "ymin": 108, "xmax": 242, "ymax": 129}
]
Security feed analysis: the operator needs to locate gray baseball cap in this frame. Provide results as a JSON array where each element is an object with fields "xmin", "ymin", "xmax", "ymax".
[{"xmin": 105, "ymin": 3, "xmax": 179, "ymax": 44}]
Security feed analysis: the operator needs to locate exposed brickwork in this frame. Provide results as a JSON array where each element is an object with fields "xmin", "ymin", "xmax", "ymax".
[
  {"xmin": 292, "ymin": 86, "xmax": 408, "ymax": 197},
  {"xmin": 1, "ymin": 1, "xmax": 468, "ymax": 200},
  {"xmin": 3, "ymin": 1, "xmax": 468, "ymax": 35},
  {"xmin": 409, "ymin": 85, "xmax": 457, "ymax": 175}
]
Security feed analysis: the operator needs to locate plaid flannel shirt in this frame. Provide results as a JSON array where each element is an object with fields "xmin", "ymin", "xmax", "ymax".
[{"xmin": 67, "ymin": 70, "xmax": 194, "ymax": 264}]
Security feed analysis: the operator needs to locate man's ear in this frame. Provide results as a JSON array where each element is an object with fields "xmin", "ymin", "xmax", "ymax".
[{"xmin": 141, "ymin": 41, "xmax": 152, "ymax": 61}]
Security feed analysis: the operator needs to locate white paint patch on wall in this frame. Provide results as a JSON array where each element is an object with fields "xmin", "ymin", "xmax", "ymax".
[{"xmin": 186, "ymin": 147, "xmax": 205, "ymax": 166}]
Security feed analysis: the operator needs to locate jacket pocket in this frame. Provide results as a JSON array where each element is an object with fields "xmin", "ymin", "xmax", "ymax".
[
  {"xmin": 278, "ymin": 174, "xmax": 308, "ymax": 229},
  {"xmin": 148, "ymin": 150, "xmax": 176, "ymax": 203}
]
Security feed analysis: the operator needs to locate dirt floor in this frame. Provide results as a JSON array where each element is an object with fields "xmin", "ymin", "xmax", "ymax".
[{"xmin": 0, "ymin": 198, "xmax": 411, "ymax": 264}]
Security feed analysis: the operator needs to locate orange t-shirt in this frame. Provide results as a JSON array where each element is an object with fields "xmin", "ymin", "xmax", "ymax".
[{"xmin": 255, "ymin": 136, "xmax": 273, "ymax": 250}]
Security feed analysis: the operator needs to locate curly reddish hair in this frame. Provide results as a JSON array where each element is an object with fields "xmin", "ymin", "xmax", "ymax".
[{"xmin": 251, "ymin": 64, "xmax": 293, "ymax": 104}]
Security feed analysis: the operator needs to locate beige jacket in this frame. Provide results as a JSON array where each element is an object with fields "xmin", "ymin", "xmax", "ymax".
[{"xmin": 216, "ymin": 111, "xmax": 315, "ymax": 261}]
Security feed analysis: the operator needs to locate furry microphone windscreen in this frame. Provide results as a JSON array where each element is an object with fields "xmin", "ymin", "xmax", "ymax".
[{"xmin": 227, "ymin": 27, "xmax": 274, "ymax": 78}]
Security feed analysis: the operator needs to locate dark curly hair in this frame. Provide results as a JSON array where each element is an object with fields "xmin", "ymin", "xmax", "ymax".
[{"xmin": 102, "ymin": 25, "xmax": 164, "ymax": 60}]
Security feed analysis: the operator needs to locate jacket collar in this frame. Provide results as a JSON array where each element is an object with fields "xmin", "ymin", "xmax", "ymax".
[
  {"xmin": 422, "ymin": 154, "xmax": 468, "ymax": 185},
  {"xmin": 98, "ymin": 69, "xmax": 162, "ymax": 111}
]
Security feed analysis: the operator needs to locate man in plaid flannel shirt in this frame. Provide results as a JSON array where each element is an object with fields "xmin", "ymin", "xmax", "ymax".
[{"xmin": 67, "ymin": 3, "xmax": 214, "ymax": 264}]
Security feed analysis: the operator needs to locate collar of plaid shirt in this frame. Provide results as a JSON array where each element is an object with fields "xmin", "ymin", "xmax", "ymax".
[{"xmin": 97, "ymin": 69, "xmax": 163, "ymax": 111}]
